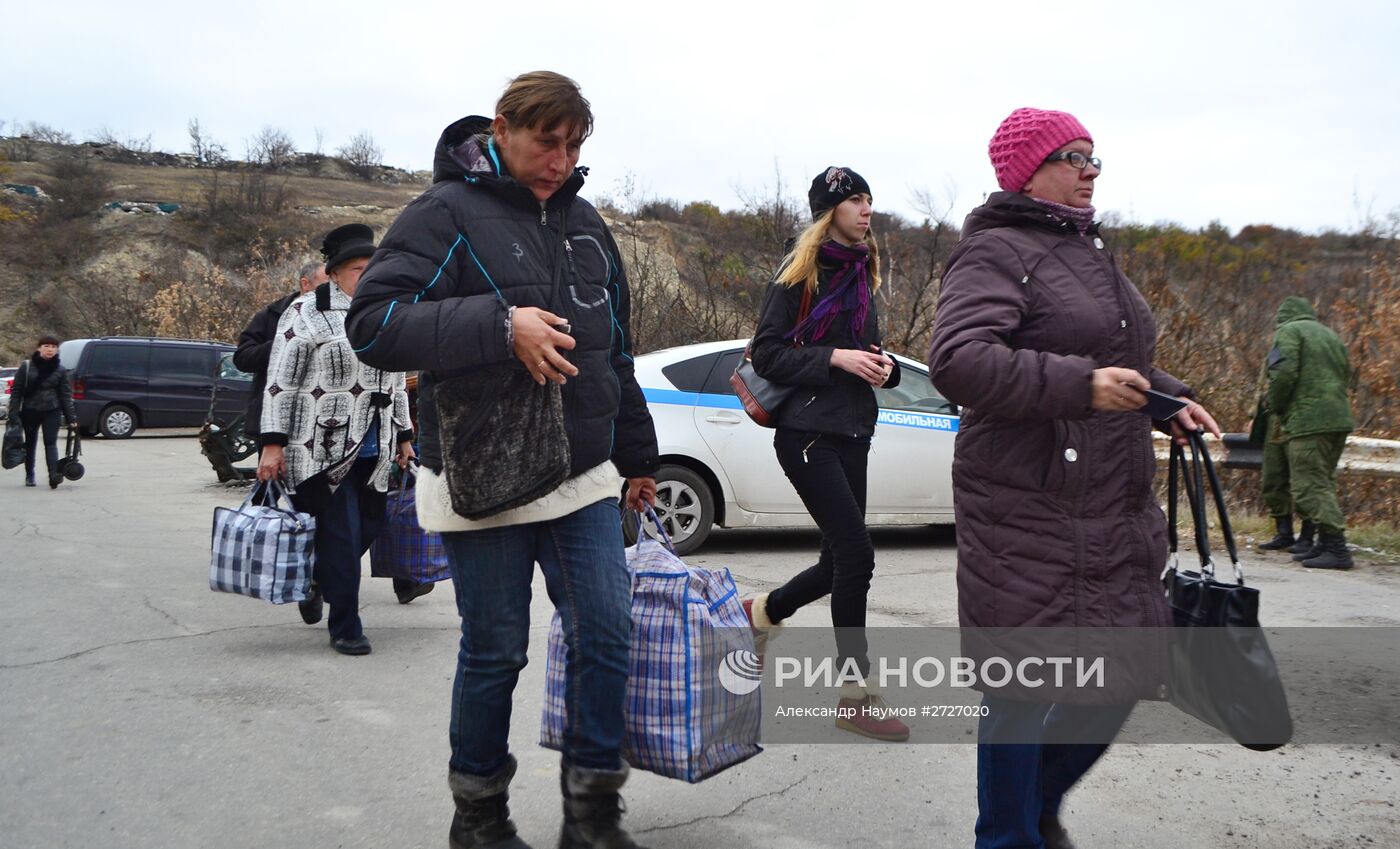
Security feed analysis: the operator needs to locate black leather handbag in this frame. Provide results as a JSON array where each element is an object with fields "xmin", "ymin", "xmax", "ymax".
[
  {"xmin": 3, "ymin": 361, "xmax": 27, "ymax": 470},
  {"xmin": 1163, "ymin": 430, "xmax": 1293, "ymax": 751},
  {"xmin": 2, "ymin": 417, "xmax": 23, "ymax": 470}
]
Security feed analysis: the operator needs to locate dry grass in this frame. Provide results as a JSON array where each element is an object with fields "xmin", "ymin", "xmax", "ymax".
[
  {"xmin": 1191, "ymin": 508, "xmax": 1400, "ymax": 565},
  {"xmin": 6, "ymin": 160, "xmax": 427, "ymax": 209}
]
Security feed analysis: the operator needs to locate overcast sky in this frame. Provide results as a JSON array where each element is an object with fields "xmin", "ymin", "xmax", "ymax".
[{"xmin": 6, "ymin": 0, "xmax": 1397, "ymax": 233}]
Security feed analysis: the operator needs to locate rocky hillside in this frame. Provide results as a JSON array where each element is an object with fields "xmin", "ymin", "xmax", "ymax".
[{"xmin": 0, "ymin": 138, "xmax": 433, "ymax": 361}]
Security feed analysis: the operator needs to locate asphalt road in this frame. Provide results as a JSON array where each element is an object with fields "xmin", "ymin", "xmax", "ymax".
[{"xmin": 2, "ymin": 433, "xmax": 1397, "ymax": 849}]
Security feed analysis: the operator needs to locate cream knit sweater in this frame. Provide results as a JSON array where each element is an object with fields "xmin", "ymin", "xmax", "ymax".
[{"xmin": 415, "ymin": 461, "xmax": 622, "ymax": 532}]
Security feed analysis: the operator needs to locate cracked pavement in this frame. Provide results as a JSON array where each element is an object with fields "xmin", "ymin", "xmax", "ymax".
[{"xmin": 2, "ymin": 431, "xmax": 1397, "ymax": 848}]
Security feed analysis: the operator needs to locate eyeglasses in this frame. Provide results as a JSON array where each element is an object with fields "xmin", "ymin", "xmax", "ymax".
[{"xmin": 1043, "ymin": 151, "xmax": 1102, "ymax": 171}]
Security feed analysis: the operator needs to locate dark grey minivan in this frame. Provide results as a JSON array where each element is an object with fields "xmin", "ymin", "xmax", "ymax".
[{"xmin": 58, "ymin": 337, "xmax": 253, "ymax": 438}]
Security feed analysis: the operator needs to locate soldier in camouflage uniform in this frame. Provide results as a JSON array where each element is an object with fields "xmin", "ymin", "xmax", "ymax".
[{"xmin": 1258, "ymin": 297, "xmax": 1355, "ymax": 569}]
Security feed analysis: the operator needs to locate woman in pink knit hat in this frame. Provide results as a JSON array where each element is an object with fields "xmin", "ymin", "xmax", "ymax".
[{"xmin": 928, "ymin": 108, "xmax": 1221, "ymax": 849}]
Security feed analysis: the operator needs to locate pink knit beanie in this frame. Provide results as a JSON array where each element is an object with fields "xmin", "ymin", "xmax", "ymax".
[{"xmin": 988, "ymin": 108, "xmax": 1093, "ymax": 192}]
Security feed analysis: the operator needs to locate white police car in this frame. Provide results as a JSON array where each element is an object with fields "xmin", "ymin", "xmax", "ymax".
[{"xmin": 628, "ymin": 339, "xmax": 958, "ymax": 554}]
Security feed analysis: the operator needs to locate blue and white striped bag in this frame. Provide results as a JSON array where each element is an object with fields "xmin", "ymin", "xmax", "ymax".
[
  {"xmin": 209, "ymin": 480, "xmax": 315, "ymax": 604},
  {"xmin": 540, "ymin": 511, "xmax": 763, "ymax": 782}
]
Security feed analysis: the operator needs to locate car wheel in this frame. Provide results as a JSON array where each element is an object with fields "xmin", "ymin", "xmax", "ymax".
[
  {"xmin": 623, "ymin": 464, "xmax": 714, "ymax": 555},
  {"xmin": 99, "ymin": 404, "xmax": 138, "ymax": 439}
]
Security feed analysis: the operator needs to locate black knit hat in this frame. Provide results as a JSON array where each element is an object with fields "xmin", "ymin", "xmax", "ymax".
[
  {"xmin": 320, "ymin": 223, "xmax": 376, "ymax": 273},
  {"xmin": 37, "ymin": 333, "xmax": 60, "ymax": 347},
  {"xmin": 808, "ymin": 166, "xmax": 872, "ymax": 221}
]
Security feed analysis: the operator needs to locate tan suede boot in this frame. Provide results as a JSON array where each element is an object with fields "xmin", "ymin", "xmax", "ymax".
[{"xmin": 835, "ymin": 682, "xmax": 911, "ymax": 742}]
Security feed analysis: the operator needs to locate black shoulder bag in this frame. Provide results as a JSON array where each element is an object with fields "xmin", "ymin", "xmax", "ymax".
[
  {"xmin": 3, "ymin": 361, "xmax": 30, "ymax": 470},
  {"xmin": 1164, "ymin": 429, "xmax": 1293, "ymax": 750},
  {"xmin": 433, "ymin": 223, "xmax": 570, "ymax": 519}
]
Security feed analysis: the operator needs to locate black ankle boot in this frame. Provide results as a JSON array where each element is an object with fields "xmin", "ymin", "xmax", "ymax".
[
  {"xmin": 1288, "ymin": 520, "xmax": 1317, "ymax": 558},
  {"xmin": 1039, "ymin": 813, "xmax": 1077, "ymax": 849},
  {"xmin": 24, "ymin": 472, "xmax": 36, "ymax": 487},
  {"xmin": 448, "ymin": 755, "xmax": 533, "ymax": 849},
  {"xmin": 559, "ymin": 762, "xmax": 649, "ymax": 849},
  {"xmin": 1302, "ymin": 532, "xmax": 1354, "ymax": 570},
  {"xmin": 1258, "ymin": 516, "xmax": 1295, "ymax": 551}
]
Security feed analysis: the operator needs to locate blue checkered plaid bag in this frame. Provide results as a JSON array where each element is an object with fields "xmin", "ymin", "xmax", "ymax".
[
  {"xmin": 369, "ymin": 467, "xmax": 451, "ymax": 583},
  {"xmin": 540, "ymin": 508, "xmax": 763, "ymax": 782},
  {"xmin": 209, "ymin": 480, "xmax": 315, "ymax": 604}
]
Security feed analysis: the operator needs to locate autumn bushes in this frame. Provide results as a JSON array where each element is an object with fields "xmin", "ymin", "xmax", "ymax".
[{"xmin": 1114, "ymin": 222, "xmax": 1400, "ymax": 524}]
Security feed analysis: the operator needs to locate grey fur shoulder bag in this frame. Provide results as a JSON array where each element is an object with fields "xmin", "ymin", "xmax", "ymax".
[{"xmin": 434, "ymin": 222, "xmax": 571, "ymax": 520}]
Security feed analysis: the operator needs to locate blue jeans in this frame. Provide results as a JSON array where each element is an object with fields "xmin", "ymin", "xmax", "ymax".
[
  {"xmin": 442, "ymin": 498, "xmax": 631, "ymax": 776},
  {"xmin": 975, "ymin": 695, "xmax": 1134, "ymax": 849}
]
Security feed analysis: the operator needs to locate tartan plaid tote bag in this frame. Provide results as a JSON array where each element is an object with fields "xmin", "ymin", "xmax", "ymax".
[
  {"xmin": 209, "ymin": 480, "xmax": 316, "ymax": 604},
  {"xmin": 369, "ymin": 464, "xmax": 451, "ymax": 583},
  {"xmin": 540, "ymin": 507, "xmax": 763, "ymax": 782}
]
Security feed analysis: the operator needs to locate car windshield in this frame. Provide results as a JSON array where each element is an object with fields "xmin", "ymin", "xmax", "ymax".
[
  {"xmin": 218, "ymin": 354, "xmax": 253, "ymax": 381},
  {"xmin": 873, "ymin": 364, "xmax": 956, "ymax": 415}
]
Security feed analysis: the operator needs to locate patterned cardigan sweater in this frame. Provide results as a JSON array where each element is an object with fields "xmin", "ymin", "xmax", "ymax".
[{"xmin": 261, "ymin": 282, "xmax": 412, "ymax": 491}]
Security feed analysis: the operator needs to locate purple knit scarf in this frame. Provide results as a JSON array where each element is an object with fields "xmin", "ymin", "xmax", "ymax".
[
  {"xmin": 1032, "ymin": 198, "xmax": 1097, "ymax": 234},
  {"xmin": 785, "ymin": 241, "xmax": 871, "ymax": 346}
]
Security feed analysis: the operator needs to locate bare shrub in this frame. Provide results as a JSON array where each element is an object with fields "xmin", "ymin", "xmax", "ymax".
[
  {"xmin": 45, "ymin": 156, "xmax": 112, "ymax": 222},
  {"xmin": 245, "ymin": 126, "xmax": 296, "ymax": 170},
  {"xmin": 877, "ymin": 185, "xmax": 961, "ymax": 359},
  {"xmin": 0, "ymin": 152, "xmax": 24, "ymax": 224},
  {"xmin": 143, "ymin": 241, "xmax": 303, "ymax": 341},
  {"xmin": 192, "ymin": 171, "xmax": 297, "ymax": 266},
  {"xmin": 187, "ymin": 118, "xmax": 227, "ymax": 166},
  {"xmin": 88, "ymin": 126, "xmax": 152, "ymax": 152},
  {"xmin": 21, "ymin": 122, "xmax": 75, "ymax": 144},
  {"xmin": 338, "ymin": 131, "xmax": 382, "ymax": 179},
  {"xmin": 1330, "ymin": 253, "xmax": 1400, "ymax": 438}
]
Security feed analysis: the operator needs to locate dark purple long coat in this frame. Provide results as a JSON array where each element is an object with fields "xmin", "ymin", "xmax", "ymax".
[{"xmin": 929, "ymin": 193, "xmax": 1187, "ymax": 645}]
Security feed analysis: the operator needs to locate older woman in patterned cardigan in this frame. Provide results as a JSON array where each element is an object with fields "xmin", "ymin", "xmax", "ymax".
[{"xmin": 258, "ymin": 224, "xmax": 415, "ymax": 655}]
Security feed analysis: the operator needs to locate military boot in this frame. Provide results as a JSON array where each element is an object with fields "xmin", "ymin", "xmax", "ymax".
[
  {"xmin": 448, "ymin": 755, "xmax": 534, "ymax": 849},
  {"xmin": 1257, "ymin": 516, "xmax": 1295, "ymax": 551},
  {"xmin": 1289, "ymin": 520, "xmax": 1319, "ymax": 560},
  {"xmin": 1302, "ymin": 532, "xmax": 1354, "ymax": 570}
]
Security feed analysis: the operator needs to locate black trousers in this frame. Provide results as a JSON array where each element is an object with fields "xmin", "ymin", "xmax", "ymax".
[
  {"xmin": 21, "ymin": 408, "xmax": 61, "ymax": 477},
  {"xmin": 765, "ymin": 428, "xmax": 875, "ymax": 677},
  {"xmin": 290, "ymin": 458, "xmax": 386, "ymax": 641}
]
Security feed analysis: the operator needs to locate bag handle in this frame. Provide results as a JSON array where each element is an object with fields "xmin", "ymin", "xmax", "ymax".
[
  {"xmin": 1193, "ymin": 429, "xmax": 1244, "ymax": 583},
  {"xmin": 1167, "ymin": 437, "xmax": 1210, "ymax": 574},
  {"xmin": 743, "ymin": 282, "xmax": 815, "ymax": 362},
  {"xmin": 636, "ymin": 504, "xmax": 679, "ymax": 555},
  {"xmin": 392, "ymin": 459, "xmax": 419, "ymax": 495},
  {"xmin": 1166, "ymin": 431, "xmax": 1245, "ymax": 585},
  {"xmin": 243, "ymin": 479, "xmax": 304, "ymax": 522}
]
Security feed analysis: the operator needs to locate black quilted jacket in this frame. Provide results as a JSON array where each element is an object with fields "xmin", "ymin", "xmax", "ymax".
[{"xmin": 346, "ymin": 116, "xmax": 657, "ymax": 480}]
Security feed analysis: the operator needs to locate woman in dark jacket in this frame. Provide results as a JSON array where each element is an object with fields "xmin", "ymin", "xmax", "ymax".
[
  {"xmin": 9, "ymin": 334, "xmax": 78, "ymax": 488},
  {"xmin": 346, "ymin": 73, "xmax": 659, "ymax": 848},
  {"xmin": 743, "ymin": 167, "xmax": 907, "ymax": 742},
  {"xmin": 927, "ymin": 108, "xmax": 1219, "ymax": 849}
]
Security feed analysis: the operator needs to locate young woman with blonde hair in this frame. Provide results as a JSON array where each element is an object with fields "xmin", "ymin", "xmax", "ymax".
[{"xmin": 743, "ymin": 166, "xmax": 908, "ymax": 741}]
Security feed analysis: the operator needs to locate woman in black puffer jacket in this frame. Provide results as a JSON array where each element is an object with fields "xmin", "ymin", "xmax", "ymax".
[
  {"xmin": 9, "ymin": 334, "xmax": 78, "ymax": 488},
  {"xmin": 744, "ymin": 167, "xmax": 907, "ymax": 742}
]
